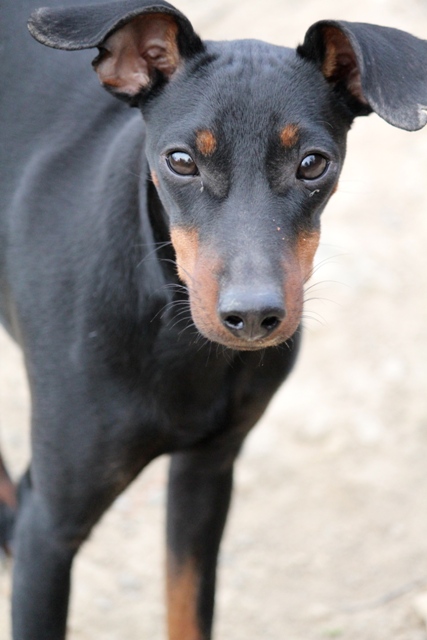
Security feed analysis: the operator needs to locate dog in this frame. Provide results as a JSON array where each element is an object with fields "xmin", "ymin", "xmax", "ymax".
[{"xmin": 1, "ymin": 0, "xmax": 427, "ymax": 637}]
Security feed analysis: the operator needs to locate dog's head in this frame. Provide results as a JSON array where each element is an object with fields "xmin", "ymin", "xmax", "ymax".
[{"xmin": 29, "ymin": 1, "xmax": 427, "ymax": 350}]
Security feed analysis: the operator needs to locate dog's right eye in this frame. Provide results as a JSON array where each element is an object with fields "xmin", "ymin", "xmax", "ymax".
[
  {"xmin": 297, "ymin": 154, "xmax": 329, "ymax": 180},
  {"xmin": 166, "ymin": 151, "xmax": 199, "ymax": 176}
]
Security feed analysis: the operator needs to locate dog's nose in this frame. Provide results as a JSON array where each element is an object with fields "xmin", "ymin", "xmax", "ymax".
[{"xmin": 218, "ymin": 290, "xmax": 285, "ymax": 341}]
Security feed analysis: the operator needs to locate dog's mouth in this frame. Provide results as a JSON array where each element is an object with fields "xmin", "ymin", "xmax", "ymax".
[
  {"xmin": 169, "ymin": 227, "xmax": 319, "ymax": 351},
  {"xmin": 195, "ymin": 329, "xmax": 295, "ymax": 352},
  {"xmin": 186, "ymin": 285, "xmax": 303, "ymax": 351}
]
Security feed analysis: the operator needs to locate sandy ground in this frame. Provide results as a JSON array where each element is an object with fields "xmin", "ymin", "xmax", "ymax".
[{"xmin": 1, "ymin": 0, "xmax": 427, "ymax": 638}]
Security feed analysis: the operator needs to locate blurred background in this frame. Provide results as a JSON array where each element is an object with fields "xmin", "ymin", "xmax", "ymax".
[{"xmin": 1, "ymin": 0, "xmax": 427, "ymax": 638}]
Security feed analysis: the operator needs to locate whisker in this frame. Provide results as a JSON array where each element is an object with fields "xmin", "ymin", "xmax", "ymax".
[
  {"xmin": 150, "ymin": 297, "xmax": 190, "ymax": 323},
  {"xmin": 161, "ymin": 282, "xmax": 188, "ymax": 293},
  {"xmin": 301, "ymin": 312, "xmax": 326, "ymax": 327},
  {"xmin": 177, "ymin": 321, "xmax": 197, "ymax": 338},
  {"xmin": 168, "ymin": 314, "xmax": 193, "ymax": 333},
  {"xmin": 161, "ymin": 258, "xmax": 196, "ymax": 285},
  {"xmin": 134, "ymin": 240, "xmax": 172, "ymax": 248},
  {"xmin": 170, "ymin": 308, "xmax": 193, "ymax": 323},
  {"xmin": 136, "ymin": 241, "xmax": 173, "ymax": 270}
]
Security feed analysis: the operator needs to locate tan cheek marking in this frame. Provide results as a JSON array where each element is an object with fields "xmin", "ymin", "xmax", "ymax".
[
  {"xmin": 170, "ymin": 227, "xmax": 199, "ymax": 284},
  {"xmin": 170, "ymin": 233, "xmax": 229, "ymax": 344},
  {"xmin": 0, "ymin": 454, "xmax": 16, "ymax": 509},
  {"xmin": 196, "ymin": 130, "xmax": 217, "ymax": 156},
  {"xmin": 280, "ymin": 123, "xmax": 300, "ymax": 148},
  {"xmin": 188, "ymin": 253, "xmax": 222, "ymax": 338},
  {"xmin": 167, "ymin": 553, "xmax": 201, "ymax": 640},
  {"xmin": 278, "ymin": 230, "xmax": 321, "ymax": 340},
  {"xmin": 151, "ymin": 170, "xmax": 159, "ymax": 188},
  {"xmin": 331, "ymin": 181, "xmax": 339, "ymax": 196},
  {"xmin": 282, "ymin": 265, "xmax": 304, "ymax": 338},
  {"xmin": 295, "ymin": 230, "xmax": 321, "ymax": 282}
]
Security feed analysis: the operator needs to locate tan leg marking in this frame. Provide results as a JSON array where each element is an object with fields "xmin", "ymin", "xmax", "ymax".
[{"xmin": 167, "ymin": 553, "xmax": 201, "ymax": 640}]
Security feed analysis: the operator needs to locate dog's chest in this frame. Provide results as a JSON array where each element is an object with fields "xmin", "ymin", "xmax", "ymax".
[
  {"xmin": 126, "ymin": 328, "xmax": 291, "ymax": 450},
  {"xmin": 144, "ymin": 336, "xmax": 239, "ymax": 436}
]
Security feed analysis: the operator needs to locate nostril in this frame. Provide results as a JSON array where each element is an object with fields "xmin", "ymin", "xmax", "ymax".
[
  {"xmin": 261, "ymin": 315, "xmax": 281, "ymax": 332},
  {"xmin": 223, "ymin": 314, "xmax": 245, "ymax": 331},
  {"xmin": 218, "ymin": 290, "xmax": 285, "ymax": 341}
]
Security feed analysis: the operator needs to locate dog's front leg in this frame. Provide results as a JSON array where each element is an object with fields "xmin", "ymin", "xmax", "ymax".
[
  {"xmin": 10, "ymin": 405, "xmax": 150, "ymax": 640},
  {"xmin": 166, "ymin": 435, "xmax": 243, "ymax": 640},
  {"xmin": 11, "ymin": 471, "xmax": 76, "ymax": 640}
]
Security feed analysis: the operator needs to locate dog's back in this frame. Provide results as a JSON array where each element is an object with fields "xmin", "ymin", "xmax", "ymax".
[{"xmin": 0, "ymin": 0, "xmax": 139, "ymax": 338}]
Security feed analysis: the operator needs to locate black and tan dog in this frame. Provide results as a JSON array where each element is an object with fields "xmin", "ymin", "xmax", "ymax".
[{"xmin": 0, "ymin": 1, "xmax": 426, "ymax": 637}]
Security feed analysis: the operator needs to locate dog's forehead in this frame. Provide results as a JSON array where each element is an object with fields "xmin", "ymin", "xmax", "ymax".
[
  {"xmin": 198, "ymin": 39, "xmax": 300, "ymax": 112},
  {"xmin": 204, "ymin": 39, "xmax": 295, "ymax": 74},
  {"xmin": 145, "ymin": 38, "xmax": 332, "ymax": 149},
  {"xmin": 199, "ymin": 41, "xmax": 319, "ymax": 139}
]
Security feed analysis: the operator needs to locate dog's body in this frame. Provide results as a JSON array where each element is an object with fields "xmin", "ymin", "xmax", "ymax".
[{"xmin": 1, "ymin": 1, "xmax": 427, "ymax": 638}]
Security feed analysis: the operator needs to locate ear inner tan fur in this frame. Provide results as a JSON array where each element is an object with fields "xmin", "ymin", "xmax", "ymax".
[
  {"xmin": 94, "ymin": 14, "xmax": 180, "ymax": 95},
  {"xmin": 321, "ymin": 26, "xmax": 368, "ymax": 105}
]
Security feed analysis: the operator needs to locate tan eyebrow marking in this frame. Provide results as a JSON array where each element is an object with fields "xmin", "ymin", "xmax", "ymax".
[
  {"xmin": 279, "ymin": 123, "xmax": 300, "ymax": 148},
  {"xmin": 196, "ymin": 130, "xmax": 217, "ymax": 156}
]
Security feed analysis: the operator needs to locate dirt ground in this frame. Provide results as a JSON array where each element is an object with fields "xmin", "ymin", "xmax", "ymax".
[{"xmin": 1, "ymin": 0, "xmax": 427, "ymax": 638}]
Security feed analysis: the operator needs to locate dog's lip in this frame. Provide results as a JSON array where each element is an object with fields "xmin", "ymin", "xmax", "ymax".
[
  {"xmin": 204, "ymin": 331, "xmax": 292, "ymax": 352},
  {"xmin": 190, "ymin": 311, "xmax": 300, "ymax": 351}
]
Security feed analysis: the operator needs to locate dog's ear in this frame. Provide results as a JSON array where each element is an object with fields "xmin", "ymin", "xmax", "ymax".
[
  {"xmin": 28, "ymin": 0, "xmax": 204, "ymax": 104},
  {"xmin": 297, "ymin": 21, "xmax": 427, "ymax": 131}
]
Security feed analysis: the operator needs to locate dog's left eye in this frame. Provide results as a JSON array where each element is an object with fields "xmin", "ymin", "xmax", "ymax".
[
  {"xmin": 166, "ymin": 151, "xmax": 199, "ymax": 176},
  {"xmin": 297, "ymin": 154, "xmax": 329, "ymax": 180}
]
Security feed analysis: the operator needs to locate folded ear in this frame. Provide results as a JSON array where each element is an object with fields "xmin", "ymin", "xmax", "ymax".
[
  {"xmin": 297, "ymin": 20, "xmax": 427, "ymax": 131},
  {"xmin": 28, "ymin": 0, "xmax": 204, "ymax": 103}
]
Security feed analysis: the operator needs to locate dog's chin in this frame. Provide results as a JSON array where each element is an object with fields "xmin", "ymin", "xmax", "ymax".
[
  {"xmin": 194, "ymin": 323, "xmax": 298, "ymax": 352},
  {"xmin": 188, "ymin": 299, "xmax": 302, "ymax": 352},
  {"xmin": 216, "ymin": 337, "xmax": 286, "ymax": 352}
]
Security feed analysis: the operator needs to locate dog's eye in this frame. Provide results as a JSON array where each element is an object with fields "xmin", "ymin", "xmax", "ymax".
[
  {"xmin": 166, "ymin": 151, "xmax": 198, "ymax": 176},
  {"xmin": 297, "ymin": 154, "xmax": 328, "ymax": 180}
]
